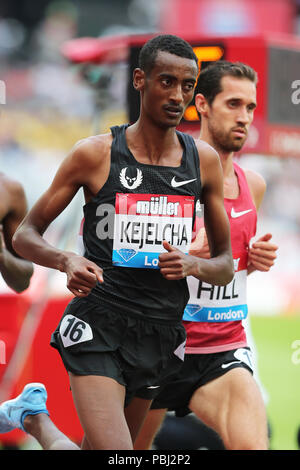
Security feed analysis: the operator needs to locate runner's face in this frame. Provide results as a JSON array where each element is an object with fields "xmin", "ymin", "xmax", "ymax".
[
  {"xmin": 207, "ymin": 76, "xmax": 257, "ymax": 152},
  {"xmin": 142, "ymin": 51, "xmax": 198, "ymax": 128}
]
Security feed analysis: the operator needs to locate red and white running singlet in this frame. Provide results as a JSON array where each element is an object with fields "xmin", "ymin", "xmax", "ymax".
[{"xmin": 182, "ymin": 162, "xmax": 257, "ymax": 353}]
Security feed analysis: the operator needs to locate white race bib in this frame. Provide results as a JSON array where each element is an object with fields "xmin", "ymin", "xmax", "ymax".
[
  {"xmin": 59, "ymin": 315, "xmax": 93, "ymax": 348},
  {"xmin": 112, "ymin": 193, "xmax": 194, "ymax": 269}
]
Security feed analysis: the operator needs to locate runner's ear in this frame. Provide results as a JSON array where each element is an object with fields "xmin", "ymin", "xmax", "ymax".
[
  {"xmin": 195, "ymin": 93, "xmax": 209, "ymax": 118},
  {"xmin": 133, "ymin": 68, "xmax": 145, "ymax": 91}
]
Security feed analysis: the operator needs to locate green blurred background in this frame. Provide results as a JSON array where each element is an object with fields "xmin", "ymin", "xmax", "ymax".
[{"xmin": 251, "ymin": 315, "xmax": 300, "ymax": 450}]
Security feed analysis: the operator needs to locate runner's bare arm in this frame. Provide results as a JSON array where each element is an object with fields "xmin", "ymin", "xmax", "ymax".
[
  {"xmin": 0, "ymin": 176, "xmax": 33, "ymax": 292},
  {"xmin": 13, "ymin": 136, "xmax": 111, "ymax": 297},
  {"xmin": 159, "ymin": 142, "xmax": 234, "ymax": 285},
  {"xmin": 245, "ymin": 169, "xmax": 278, "ymax": 274}
]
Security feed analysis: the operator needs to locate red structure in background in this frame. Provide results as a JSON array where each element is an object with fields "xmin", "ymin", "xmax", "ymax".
[
  {"xmin": 126, "ymin": 33, "xmax": 300, "ymax": 158},
  {"xmin": 0, "ymin": 294, "xmax": 82, "ymax": 447},
  {"xmin": 159, "ymin": 0, "xmax": 297, "ymax": 38},
  {"xmin": 62, "ymin": 32, "xmax": 300, "ymax": 157}
]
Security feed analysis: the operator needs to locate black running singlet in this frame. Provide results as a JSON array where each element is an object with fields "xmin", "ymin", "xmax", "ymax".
[{"xmin": 82, "ymin": 124, "xmax": 202, "ymax": 322}]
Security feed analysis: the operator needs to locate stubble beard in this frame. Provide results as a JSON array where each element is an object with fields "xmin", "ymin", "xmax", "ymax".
[{"xmin": 208, "ymin": 121, "xmax": 246, "ymax": 153}]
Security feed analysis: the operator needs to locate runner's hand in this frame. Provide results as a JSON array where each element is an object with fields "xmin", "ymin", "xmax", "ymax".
[
  {"xmin": 159, "ymin": 240, "xmax": 197, "ymax": 280},
  {"xmin": 248, "ymin": 233, "xmax": 278, "ymax": 273}
]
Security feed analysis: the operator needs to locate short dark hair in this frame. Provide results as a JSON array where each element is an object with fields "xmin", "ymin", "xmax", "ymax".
[
  {"xmin": 138, "ymin": 34, "xmax": 198, "ymax": 74},
  {"xmin": 196, "ymin": 60, "xmax": 258, "ymax": 106}
]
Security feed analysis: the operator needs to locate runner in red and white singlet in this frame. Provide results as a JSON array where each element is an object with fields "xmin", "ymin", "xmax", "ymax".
[{"xmin": 184, "ymin": 162, "xmax": 257, "ymax": 354}]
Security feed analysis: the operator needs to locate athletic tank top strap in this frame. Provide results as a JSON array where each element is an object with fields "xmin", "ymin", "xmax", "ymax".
[
  {"xmin": 233, "ymin": 162, "xmax": 255, "ymax": 209},
  {"xmin": 109, "ymin": 125, "xmax": 202, "ymax": 204},
  {"xmin": 175, "ymin": 130, "xmax": 201, "ymax": 197},
  {"xmin": 110, "ymin": 124, "xmax": 131, "ymax": 164}
]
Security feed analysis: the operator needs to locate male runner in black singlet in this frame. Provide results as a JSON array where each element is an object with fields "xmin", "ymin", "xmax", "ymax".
[{"xmin": 12, "ymin": 34, "xmax": 234, "ymax": 450}]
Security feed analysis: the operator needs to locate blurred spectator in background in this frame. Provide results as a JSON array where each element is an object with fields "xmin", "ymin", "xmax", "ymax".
[{"xmin": 0, "ymin": 172, "xmax": 33, "ymax": 292}]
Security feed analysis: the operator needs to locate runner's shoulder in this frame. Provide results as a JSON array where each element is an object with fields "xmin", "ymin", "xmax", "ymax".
[
  {"xmin": 193, "ymin": 139, "xmax": 223, "ymax": 189},
  {"xmin": 244, "ymin": 168, "xmax": 266, "ymax": 188},
  {"xmin": 0, "ymin": 172, "xmax": 26, "ymax": 200},
  {"xmin": 193, "ymin": 138, "xmax": 220, "ymax": 164},
  {"xmin": 243, "ymin": 168, "xmax": 266, "ymax": 208},
  {"xmin": 69, "ymin": 133, "xmax": 113, "ymax": 170}
]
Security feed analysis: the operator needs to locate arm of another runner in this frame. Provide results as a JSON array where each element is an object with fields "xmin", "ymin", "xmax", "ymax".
[
  {"xmin": 245, "ymin": 169, "xmax": 278, "ymax": 274},
  {"xmin": 12, "ymin": 137, "xmax": 109, "ymax": 297},
  {"xmin": 159, "ymin": 141, "xmax": 234, "ymax": 285},
  {"xmin": 0, "ymin": 177, "xmax": 33, "ymax": 292}
]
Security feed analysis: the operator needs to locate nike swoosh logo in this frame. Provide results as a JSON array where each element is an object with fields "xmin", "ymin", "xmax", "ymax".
[
  {"xmin": 171, "ymin": 177, "xmax": 197, "ymax": 188},
  {"xmin": 231, "ymin": 208, "xmax": 252, "ymax": 218},
  {"xmin": 147, "ymin": 385, "xmax": 160, "ymax": 389},
  {"xmin": 221, "ymin": 361, "xmax": 241, "ymax": 369}
]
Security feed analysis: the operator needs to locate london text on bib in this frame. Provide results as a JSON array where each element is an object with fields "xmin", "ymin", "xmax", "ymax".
[
  {"xmin": 183, "ymin": 253, "xmax": 248, "ymax": 322},
  {"xmin": 112, "ymin": 193, "xmax": 195, "ymax": 269}
]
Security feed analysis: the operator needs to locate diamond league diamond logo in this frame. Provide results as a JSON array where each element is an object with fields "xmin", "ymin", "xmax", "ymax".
[
  {"xmin": 117, "ymin": 248, "xmax": 137, "ymax": 262},
  {"xmin": 184, "ymin": 304, "xmax": 203, "ymax": 317}
]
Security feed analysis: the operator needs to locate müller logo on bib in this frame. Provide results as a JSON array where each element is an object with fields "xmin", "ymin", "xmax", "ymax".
[{"xmin": 112, "ymin": 193, "xmax": 195, "ymax": 268}]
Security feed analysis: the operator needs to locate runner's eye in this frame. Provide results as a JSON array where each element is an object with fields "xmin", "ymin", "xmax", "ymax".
[
  {"xmin": 247, "ymin": 104, "xmax": 256, "ymax": 112},
  {"xmin": 161, "ymin": 77, "xmax": 172, "ymax": 87},
  {"xmin": 228, "ymin": 100, "xmax": 238, "ymax": 108},
  {"xmin": 183, "ymin": 83, "xmax": 195, "ymax": 93}
]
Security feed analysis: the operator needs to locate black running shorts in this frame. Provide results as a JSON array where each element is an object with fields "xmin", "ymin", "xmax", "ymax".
[
  {"xmin": 150, "ymin": 347, "xmax": 253, "ymax": 417},
  {"xmin": 50, "ymin": 296, "xmax": 186, "ymax": 407}
]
